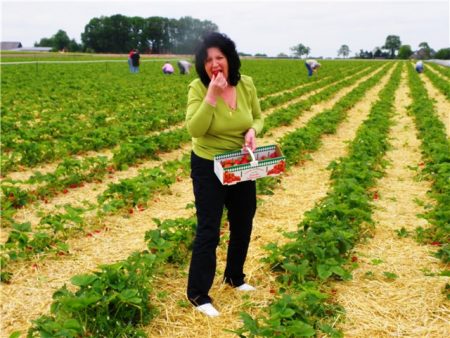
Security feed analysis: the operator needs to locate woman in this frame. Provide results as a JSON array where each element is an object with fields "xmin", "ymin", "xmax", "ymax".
[{"xmin": 185, "ymin": 32, "xmax": 264, "ymax": 317}]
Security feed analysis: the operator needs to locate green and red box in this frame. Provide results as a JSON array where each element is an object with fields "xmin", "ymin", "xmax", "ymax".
[{"xmin": 214, "ymin": 144, "xmax": 286, "ymax": 185}]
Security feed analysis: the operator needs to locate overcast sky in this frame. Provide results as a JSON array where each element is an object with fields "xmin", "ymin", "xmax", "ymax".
[{"xmin": 1, "ymin": 0, "xmax": 449, "ymax": 57}]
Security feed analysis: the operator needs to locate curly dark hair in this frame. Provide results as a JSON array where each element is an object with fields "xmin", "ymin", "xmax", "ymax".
[{"xmin": 195, "ymin": 32, "xmax": 241, "ymax": 87}]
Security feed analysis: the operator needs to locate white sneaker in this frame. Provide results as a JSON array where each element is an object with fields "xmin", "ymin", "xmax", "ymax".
[
  {"xmin": 236, "ymin": 283, "xmax": 256, "ymax": 291},
  {"xmin": 196, "ymin": 303, "xmax": 220, "ymax": 317}
]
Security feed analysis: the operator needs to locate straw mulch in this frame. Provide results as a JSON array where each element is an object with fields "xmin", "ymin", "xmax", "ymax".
[
  {"xmin": 0, "ymin": 165, "xmax": 194, "ymax": 336},
  {"xmin": 334, "ymin": 72, "xmax": 450, "ymax": 337},
  {"xmin": 420, "ymin": 69, "xmax": 450, "ymax": 138}
]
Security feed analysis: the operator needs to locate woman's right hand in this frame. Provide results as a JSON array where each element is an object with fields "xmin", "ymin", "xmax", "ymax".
[{"xmin": 206, "ymin": 72, "xmax": 227, "ymax": 105}]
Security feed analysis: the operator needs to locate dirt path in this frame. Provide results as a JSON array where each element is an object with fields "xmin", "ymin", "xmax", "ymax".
[
  {"xmin": 0, "ymin": 65, "xmax": 386, "ymax": 336},
  {"xmin": 420, "ymin": 70, "xmax": 450, "ymax": 138},
  {"xmin": 427, "ymin": 63, "xmax": 450, "ymax": 81},
  {"xmin": 335, "ymin": 71, "xmax": 450, "ymax": 337}
]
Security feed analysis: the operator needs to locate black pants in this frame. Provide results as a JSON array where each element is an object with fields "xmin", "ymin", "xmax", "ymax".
[{"xmin": 187, "ymin": 151, "xmax": 256, "ymax": 306}]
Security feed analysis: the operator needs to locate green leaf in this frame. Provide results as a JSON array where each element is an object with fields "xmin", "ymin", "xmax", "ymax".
[
  {"xmin": 383, "ymin": 271, "xmax": 398, "ymax": 280},
  {"xmin": 70, "ymin": 274, "xmax": 97, "ymax": 286},
  {"xmin": 62, "ymin": 318, "xmax": 83, "ymax": 331},
  {"xmin": 317, "ymin": 264, "xmax": 333, "ymax": 279},
  {"xmin": 287, "ymin": 320, "xmax": 315, "ymax": 336},
  {"xmin": 12, "ymin": 222, "xmax": 32, "ymax": 232},
  {"xmin": 119, "ymin": 289, "xmax": 142, "ymax": 304}
]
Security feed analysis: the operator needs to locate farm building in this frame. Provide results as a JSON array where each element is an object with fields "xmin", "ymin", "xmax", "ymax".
[{"xmin": 1, "ymin": 41, "xmax": 51, "ymax": 52}]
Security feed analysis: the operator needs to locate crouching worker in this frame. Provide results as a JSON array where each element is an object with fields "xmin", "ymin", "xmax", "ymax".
[
  {"xmin": 305, "ymin": 59, "xmax": 321, "ymax": 77},
  {"xmin": 415, "ymin": 60, "xmax": 424, "ymax": 74},
  {"xmin": 178, "ymin": 60, "xmax": 192, "ymax": 74},
  {"xmin": 162, "ymin": 61, "xmax": 174, "ymax": 74}
]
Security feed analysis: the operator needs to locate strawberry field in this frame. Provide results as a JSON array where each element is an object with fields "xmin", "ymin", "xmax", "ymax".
[{"xmin": 1, "ymin": 57, "xmax": 449, "ymax": 337}]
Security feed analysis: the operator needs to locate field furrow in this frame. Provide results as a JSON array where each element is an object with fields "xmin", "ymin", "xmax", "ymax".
[
  {"xmin": 334, "ymin": 71, "xmax": 449, "ymax": 337},
  {"xmin": 420, "ymin": 72, "xmax": 450, "ymax": 138},
  {"xmin": 2, "ymin": 65, "xmax": 376, "ymax": 241},
  {"xmin": 0, "ymin": 64, "xmax": 386, "ymax": 336}
]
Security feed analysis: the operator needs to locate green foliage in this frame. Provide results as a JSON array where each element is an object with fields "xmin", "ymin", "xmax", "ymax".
[
  {"xmin": 145, "ymin": 216, "xmax": 196, "ymax": 265},
  {"xmin": 27, "ymin": 252, "xmax": 158, "ymax": 337},
  {"xmin": 35, "ymin": 29, "xmax": 81, "ymax": 52},
  {"xmin": 407, "ymin": 65, "xmax": 450, "ymax": 263},
  {"xmin": 337, "ymin": 45, "xmax": 350, "ymax": 58},
  {"xmin": 290, "ymin": 43, "xmax": 310, "ymax": 58},
  {"xmin": 81, "ymin": 15, "xmax": 218, "ymax": 53},
  {"xmin": 397, "ymin": 45, "xmax": 413, "ymax": 59},
  {"xmin": 383, "ymin": 35, "xmax": 402, "ymax": 58},
  {"xmin": 434, "ymin": 48, "xmax": 450, "ymax": 59}
]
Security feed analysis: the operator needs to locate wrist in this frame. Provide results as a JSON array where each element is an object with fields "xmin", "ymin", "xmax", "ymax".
[{"xmin": 205, "ymin": 94, "xmax": 217, "ymax": 107}]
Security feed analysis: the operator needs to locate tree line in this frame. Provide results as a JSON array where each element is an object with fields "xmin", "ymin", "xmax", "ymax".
[
  {"xmin": 35, "ymin": 15, "xmax": 218, "ymax": 54},
  {"xmin": 290, "ymin": 35, "xmax": 450, "ymax": 60}
]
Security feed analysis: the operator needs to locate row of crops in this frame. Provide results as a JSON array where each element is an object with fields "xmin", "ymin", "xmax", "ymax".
[{"xmin": 1, "ymin": 57, "xmax": 449, "ymax": 337}]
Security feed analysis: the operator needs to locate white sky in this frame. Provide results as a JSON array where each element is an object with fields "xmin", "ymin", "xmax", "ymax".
[{"xmin": 1, "ymin": 0, "xmax": 449, "ymax": 57}]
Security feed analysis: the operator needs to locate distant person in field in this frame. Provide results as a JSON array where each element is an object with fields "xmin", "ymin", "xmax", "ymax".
[
  {"xmin": 162, "ymin": 61, "xmax": 174, "ymax": 74},
  {"xmin": 305, "ymin": 59, "xmax": 321, "ymax": 77},
  {"xmin": 415, "ymin": 60, "xmax": 424, "ymax": 74},
  {"xmin": 185, "ymin": 32, "xmax": 263, "ymax": 318},
  {"xmin": 130, "ymin": 49, "xmax": 140, "ymax": 73},
  {"xmin": 178, "ymin": 60, "xmax": 192, "ymax": 74},
  {"xmin": 128, "ymin": 49, "xmax": 135, "ymax": 72}
]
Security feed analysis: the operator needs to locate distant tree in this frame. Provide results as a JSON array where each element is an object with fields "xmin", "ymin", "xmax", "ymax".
[
  {"xmin": 372, "ymin": 46, "xmax": 389, "ymax": 58},
  {"xmin": 290, "ymin": 43, "xmax": 310, "ymax": 58},
  {"xmin": 416, "ymin": 42, "xmax": 433, "ymax": 59},
  {"xmin": 82, "ymin": 15, "xmax": 135, "ymax": 53},
  {"xmin": 35, "ymin": 29, "xmax": 81, "ymax": 51},
  {"xmin": 383, "ymin": 35, "xmax": 401, "ymax": 58},
  {"xmin": 356, "ymin": 49, "xmax": 373, "ymax": 59},
  {"xmin": 81, "ymin": 14, "xmax": 218, "ymax": 54},
  {"xmin": 277, "ymin": 53, "xmax": 289, "ymax": 58},
  {"xmin": 337, "ymin": 44, "xmax": 350, "ymax": 58},
  {"xmin": 171, "ymin": 16, "xmax": 218, "ymax": 54},
  {"xmin": 373, "ymin": 47, "xmax": 382, "ymax": 58},
  {"xmin": 434, "ymin": 48, "xmax": 450, "ymax": 59},
  {"xmin": 418, "ymin": 42, "xmax": 431, "ymax": 50},
  {"xmin": 254, "ymin": 53, "xmax": 268, "ymax": 58},
  {"xmin": 397, "ymin": 45, "xmax": 413, "ymax": 59}
]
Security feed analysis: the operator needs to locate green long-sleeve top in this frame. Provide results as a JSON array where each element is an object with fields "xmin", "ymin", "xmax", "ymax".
[{"xmin": 185, "ymin": 75, "xmax": 264, "ymax": 160}]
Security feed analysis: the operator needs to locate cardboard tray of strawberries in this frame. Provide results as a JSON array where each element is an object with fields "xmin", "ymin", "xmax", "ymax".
[{"xmin": 214, "ymin": 144, "xmax": 286, "ymax": 185}]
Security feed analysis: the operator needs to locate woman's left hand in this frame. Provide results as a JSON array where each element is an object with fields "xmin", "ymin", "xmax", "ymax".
[{"xmin": 244, "ymin": 128, "xmax": 256, "ymax": 152}]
